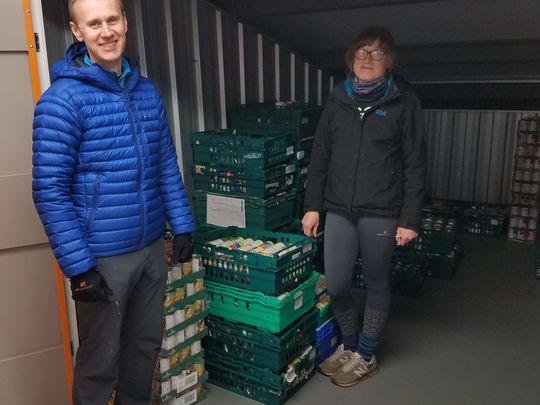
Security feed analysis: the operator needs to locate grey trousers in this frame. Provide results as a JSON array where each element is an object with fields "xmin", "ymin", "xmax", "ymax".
[
  {"xmin": 73, "ymin": 238, "xmax": 168, "ymax": 405},
  {"xmin": 324, "ymin": 211, "xmax": 399, "ymax": 338}
]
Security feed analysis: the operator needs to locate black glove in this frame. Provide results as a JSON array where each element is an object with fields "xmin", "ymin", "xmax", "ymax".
[
  {"xmin": 70, "ymin": 268, "xmax": 113, "ymax": 302},
  {"xmin": 172, "ymin": 233, "xmax": 193, "ymax": 264}
]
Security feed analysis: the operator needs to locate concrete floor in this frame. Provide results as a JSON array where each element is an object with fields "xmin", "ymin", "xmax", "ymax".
[{"xmin": 203, "ymin": 235, "xmax": 540, "ymax": 405}]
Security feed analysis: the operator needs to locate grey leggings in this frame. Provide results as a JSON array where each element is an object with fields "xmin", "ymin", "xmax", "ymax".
[{"xmin": 324, "ymin": 211, "xmax": 399, "ymax": 338}]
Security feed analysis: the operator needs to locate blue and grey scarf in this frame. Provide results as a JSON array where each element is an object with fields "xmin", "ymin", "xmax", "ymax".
[{"xmin": 346, "ymin": 71, "xmax": 392, "ymax": 104}]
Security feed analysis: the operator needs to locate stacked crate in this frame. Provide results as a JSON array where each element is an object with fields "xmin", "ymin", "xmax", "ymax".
[
  {"xmin": 152, "ymin": 250, "xmax": 209, "ymax": 405},
  {"xmin": 460, "ymin": 204, "xmax": 508, "ymax": 236},
  {"xmin": 399, "ymin": 214, "xmax": 461, "ymax": 280},
  {"xmin": 313, "ymin": 274, "xmax": 341, "ymax": 366},
  {"xmin": 228, "ymin": 103, "xmax": 322, "ymax": 219},
  {"xmin": 508, "ymin": 117, "xmax": 540, "ymax": 243},
  {"xmin": 196, "ymin": 226, "xmax": 319, "ymax": 405},
  {"xmin": 352, "ymin": 252, "xmax": 429, "ymax": 296},
  {"xmin": 279, "ymin": 219, "xmax": 325, "ymax": 273},
  {"xmin": 191, "ymin": 129, "xmax": 296, "ymax": 231}
]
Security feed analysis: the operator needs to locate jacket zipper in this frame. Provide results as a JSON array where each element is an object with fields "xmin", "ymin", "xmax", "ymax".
[
  {"xmin": 125, "ymin": 93, "xmax": 146, "ymax": 248},
  {"xmin": 348, "ymin": 92, "xmax": 401, "ymax": 211},
  {"xmin": 350, "ymin": 109, "xmax": 367, "ymax": 210}
]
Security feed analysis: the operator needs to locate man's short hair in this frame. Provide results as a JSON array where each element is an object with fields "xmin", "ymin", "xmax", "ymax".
[{"xmin": 68, "ymin": 0, "xmax": 125, "ymax": 21}]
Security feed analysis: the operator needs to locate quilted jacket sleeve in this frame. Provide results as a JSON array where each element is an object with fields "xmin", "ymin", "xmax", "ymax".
[
  {"xmin": 156, "ymin": 94, "xmax": 196, "ymax": 235},
  {"xmin": 398, "ymin": 93, "xmax": 427, "ymax": 231},
  {"xmin": 32, "ymin": 91, "xmax": 96, "ymax": 277}
]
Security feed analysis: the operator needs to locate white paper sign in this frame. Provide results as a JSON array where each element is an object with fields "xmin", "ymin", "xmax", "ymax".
[{"xmin": 206, "ymin": 193, "xmax": 246, "ymax": 228}]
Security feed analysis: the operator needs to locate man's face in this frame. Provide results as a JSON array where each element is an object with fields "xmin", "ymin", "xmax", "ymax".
[{"xmin": 69, "ymin": 0, "xmax": 127, "ymax": 73}]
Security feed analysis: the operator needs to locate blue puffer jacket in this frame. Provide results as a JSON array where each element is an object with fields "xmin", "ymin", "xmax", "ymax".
[{"xmin": 32, "ymin": 43, "xmax": 195, "ymax": 278}]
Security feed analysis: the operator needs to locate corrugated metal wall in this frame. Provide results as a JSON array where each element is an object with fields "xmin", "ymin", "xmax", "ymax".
[
  {"xmin": 425, "ymin": 110, "xmax": 539, "ymax": 205},
  {"xmin": 137, "ymin": 0, "xmax": 334, "ymax": 188}
]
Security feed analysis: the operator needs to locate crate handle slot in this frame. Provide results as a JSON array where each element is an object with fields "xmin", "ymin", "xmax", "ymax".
[{"xmin": 215, "ymin": 252, "xmax": 234, "ymax": 261}]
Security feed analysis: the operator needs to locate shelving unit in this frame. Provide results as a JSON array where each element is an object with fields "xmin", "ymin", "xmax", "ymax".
[{"xmin": 508, "ymin": 117, "xmax": 540, "ymax": 243}]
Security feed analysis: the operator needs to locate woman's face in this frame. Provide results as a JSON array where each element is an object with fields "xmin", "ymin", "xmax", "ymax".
[{"xmin": 353, "ymin": 39, "xmax": 391, "ymax": 83}]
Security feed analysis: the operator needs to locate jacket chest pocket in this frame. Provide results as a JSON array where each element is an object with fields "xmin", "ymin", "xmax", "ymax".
[{"xmin": 366, "ymin": 115, "xmax": 401, "ymax": 144}]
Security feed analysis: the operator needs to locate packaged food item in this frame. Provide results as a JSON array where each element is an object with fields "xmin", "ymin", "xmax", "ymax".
[
  {"xmin": 194, "ymin": 278, "xmax": 204, "ymax": 293},
  {"xmin": 174, "ymin": 286, "xmax": 186, "ymax": 303},
  {"xmin": 191, "ymin": 299, "xmax": 203, "ymax": 314},
  {"xmin": 185, "ymin": 304, "xmax": 195, "ymax": 320},
  {"xmin": 192, "ymin": 361, "xmax": 205, "ymax": 377},
  {"xmin": 191, "ymin": 340, "xmax": 202, "ymax": 355},
  {"xmin": 164, "ymin": 292, "xmax": 176, "ymax": 309},
  {"xmin": 196, "ymin": 319, "xmax": 205, "ymax": 333},
  {"xmin": 185, "ymin": 323, "xmax": 196, "ymax": 339},
  {"xmin": 191, "ymin": 254, "xmax": 202, "ymax": 272},
  {"xmin": 180, "ymin": 346, "xmax": 192, "ymax": 362},
  {"xmin": 168, "ymin": 352, "xmax": 180, "ymax": 369},
  {"xmin": 159, "ymin": 357, "xmax": 170, "ymax": 373},
  {"xmin": 170, "ymin": 265, "xmax": 182, "ymax": 282},
  {"xmin": 186, "ymin": 282, "xmax": 195, "ymax": 297},
  {"xmin": 165, "ymin": 314, "xmax": 175, "ymax": 330},
  {"xmin": 152, "ymin": 379, "xmax": 171, "ymax": 397},
  {"xmin": 181, "ymin": 261, "xmax": 193, "ymax": 276},
  {"xmin": 162, "ymin": 335, "xmax": 176, "ymax": 351},
  {"xmin": 173, "ymin": 308, "xmax": 186, "ymax": 325},
  {"xmin": 174, "ymin": 329, "xmax": 185, "ymax": 345}
]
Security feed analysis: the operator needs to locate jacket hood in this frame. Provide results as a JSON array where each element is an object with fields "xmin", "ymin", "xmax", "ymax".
[{"xmin": 51, "ymin": 42, "xmax": 140, "ymax": 93}]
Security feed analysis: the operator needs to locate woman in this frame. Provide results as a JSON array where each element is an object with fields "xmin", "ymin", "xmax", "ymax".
[{"xmin": 303, "ymin": 26, "xmax": 426, "ymax": 387}]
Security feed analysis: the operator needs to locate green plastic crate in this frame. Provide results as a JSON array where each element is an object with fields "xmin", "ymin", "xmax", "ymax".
[
  {"xmin": 295, "ymin": 137, "xmax": 313, "ymax": 166},
  {"xmin": 206, "ymin": 272, "xmax": 318, "ymax": 333},
  {"xmin": 206, "ymin": 346, "xmax": 315, "ymax": 405},
  {"xmin": 204, "ymin": 308, "xmax": 317, "ymax": 372},
  {"xmin": 228, "ymin": 103, "xmax": 321, "ymax": 140},
  {"xmin": 195, "ymin": 226, "xmax": 316, "ymax": 294},
  {"xmin": 193, "ymin": 162, "xmax": 296, "ymax": 180},
  {"xmin": 191, "ymin": 129, "xmax": 295, "ymax": 169},
  {"xmin": 192, "ymin": 162, "xmax": 295, "ymax": 198},
  {"xmin": 294, "ymin": 165, "xmax": 309, "ymax": 192},
  {"xmin": 194, "ymin": 191, "xmax": 295, "ymax": 231},
  {"xmin": 460, "ymin": 205, "xmax": 508, "ymax": 237},
  {"xmin": 353, "ymin": 251, "xmax": 429, "ymax": 297},
  {"xmin": 278, "ymin": 218, "xmax": 325, "ymax": 273},
  {"xmin": 424, "ymin": 243, "xmax": 461, "ymax": 279}
]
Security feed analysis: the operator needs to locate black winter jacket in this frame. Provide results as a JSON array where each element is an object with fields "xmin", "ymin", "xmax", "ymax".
[{"xmin": 304, "ymin": 77, "xmax": 426, "ymax": 230}]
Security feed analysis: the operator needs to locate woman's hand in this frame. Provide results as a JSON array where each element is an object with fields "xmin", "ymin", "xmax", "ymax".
[
  {"xmin": 395, "ymin": 227, "xmax": 417, "ymax": 246},
  {"xmin": 302, "ymin": 211, "xmax": 320, "ymax": 237}
]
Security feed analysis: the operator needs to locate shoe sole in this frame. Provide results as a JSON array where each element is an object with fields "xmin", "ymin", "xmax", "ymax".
[
  {"xmin": 330, "ymin": 367, "xmax": 379, "ymax": 387},
  {"xmin": 319, "ymin": 368, "xmax": 334, "ymax": 377}
]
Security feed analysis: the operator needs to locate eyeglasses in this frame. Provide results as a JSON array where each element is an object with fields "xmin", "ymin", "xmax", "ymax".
[{"xmin": 354, "ymin": 49, "xmax": 386, "ymax": 61}]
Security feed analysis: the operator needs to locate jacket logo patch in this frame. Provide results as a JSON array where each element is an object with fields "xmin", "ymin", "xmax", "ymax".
[{"xmin": 375, "ymin": 109, "xmax": 388, "ymax": 117}]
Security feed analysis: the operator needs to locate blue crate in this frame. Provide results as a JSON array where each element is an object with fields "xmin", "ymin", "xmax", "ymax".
[{"xmin": 315, "ymin": 316, "xmax": 336, "ymax": 342}]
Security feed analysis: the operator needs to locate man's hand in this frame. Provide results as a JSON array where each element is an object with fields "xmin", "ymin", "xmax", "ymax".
[
  {"xmin": 302, "ymin": 211, "xmax": 320, "ymax": 237},
  {"xmin": 172, "ymin": 233, "xmax": 193, "ymax": 264},
  {"xmin": 70, "ymin": 268, "xmax": 113, "ymax": 302},
  {"xmin": 395, "ymin": 227, "xmax": 418, "ymax": 246}
]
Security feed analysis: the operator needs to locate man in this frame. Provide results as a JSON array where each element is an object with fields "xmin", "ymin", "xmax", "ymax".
[{"xmin": 32, "ymin": 0, "xmax": 195, "ymax": 403}]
